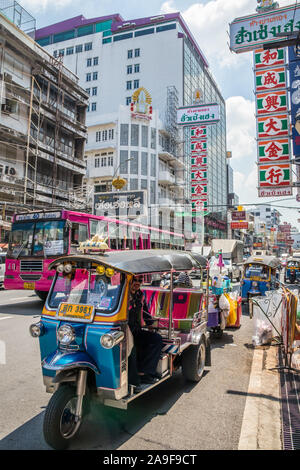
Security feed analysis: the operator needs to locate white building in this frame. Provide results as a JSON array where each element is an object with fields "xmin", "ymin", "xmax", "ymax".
[{"xmin": 35, "ymin": 12, "xmax": 227, "ymax": 239}]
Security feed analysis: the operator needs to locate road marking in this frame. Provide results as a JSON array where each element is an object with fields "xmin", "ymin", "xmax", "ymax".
[{"xmin": 0, "ymin": 316, "xmax": 13, "ymax": 321}]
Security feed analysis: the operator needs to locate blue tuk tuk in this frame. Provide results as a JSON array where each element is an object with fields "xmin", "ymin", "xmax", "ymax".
[
  {"xmin": 29, "ymin": 249, "xmax": 210, "ymax": 449},
  {"xmin": 284, "ymin": 258, "xmax": 300, "ymax": 284},
  {"xmin": 241, "ymin": 255, "xmax": 281, "ymax": 302}
]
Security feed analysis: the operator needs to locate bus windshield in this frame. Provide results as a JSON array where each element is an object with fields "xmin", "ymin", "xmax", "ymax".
[
  {"xmin": 245, "ymin": 264, "xmax": 269, "ymax": 279},
  {"xmin": 8, "ymin": 220, "xmax": 67, "ymax": 258}
]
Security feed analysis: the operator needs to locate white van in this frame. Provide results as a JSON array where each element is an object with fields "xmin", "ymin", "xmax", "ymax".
[{"xmin": 0, "ymin": 252, "xmax": 6, "ymax": 288}]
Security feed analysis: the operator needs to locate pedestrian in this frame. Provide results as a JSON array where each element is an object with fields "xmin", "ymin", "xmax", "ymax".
[{"xmin": 176, "ymin": 271, "xmax": 193, "ymax": 288}]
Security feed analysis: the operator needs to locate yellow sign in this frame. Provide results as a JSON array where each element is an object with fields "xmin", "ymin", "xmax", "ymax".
[
  {"xmin": 112, "ymin": 177, "xmax": 127, "ymax": 190},
  {"xmin": 24, "ymin": 282, "xmax": 35, "ymax": 289},
  {"xmin": 57, "ymin": 303, "xmax": 94, "ymax": 321}
]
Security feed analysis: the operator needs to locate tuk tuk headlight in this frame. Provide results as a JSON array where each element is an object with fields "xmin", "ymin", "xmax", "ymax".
[
  {"xmin": 64, "ymin": 263, "xmax": 72, "ymax": 274},
  {"xmin": 252, "ymin": 281, "xmax": 258, "ymax": 287},
  {"xmin": 100, "ymin": 331, "xmax": 124, "ymax": 349},
  {"xmin": 56, "ymin": 263, "xmax": 64, "ymax": 273},
  {"xmin": 57, "ymin": 324, "xmax": 75, "ymax": 345},
  {"xmin": 266, "ymin": 283, "xmax": 270, "ymax": 289},
  {"xmin": 29, "ymin": 322, "xmax": 44, "ymax": 338}
]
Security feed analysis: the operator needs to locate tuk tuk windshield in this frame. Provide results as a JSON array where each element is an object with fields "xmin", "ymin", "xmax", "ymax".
[
  {"xmin": 287, "ymin": 261, "xmax": 300, "ymax": 268},
  {"xmin": 244, "ymin": 264, "xmax": 269, "ymax": 280},
  {"xmin": 48, "ymin": 268, "xmax": 124, "ymax": 313}
]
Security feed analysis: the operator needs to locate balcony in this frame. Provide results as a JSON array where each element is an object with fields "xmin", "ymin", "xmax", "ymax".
[
  {"xmin": 87, "ymin": 165, "xmax": 115, "ymax": 179},
  {"xmin": 158, "ymin": 170, "xmax": 175, "ymax": 185},
  {"xmin": 158, "ymin": 196, "xmax": 175, "ymax": 208}
]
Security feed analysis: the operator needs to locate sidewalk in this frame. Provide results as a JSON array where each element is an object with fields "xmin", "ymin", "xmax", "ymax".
[{"xmin": 238, "ymin": 342, "xmax": 300, "ymax": 450}]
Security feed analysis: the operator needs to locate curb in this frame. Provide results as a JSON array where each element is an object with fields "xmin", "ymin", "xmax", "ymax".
[{"xmin": 238, "ymin": 343, "xmax": 282, "ymax": 450}]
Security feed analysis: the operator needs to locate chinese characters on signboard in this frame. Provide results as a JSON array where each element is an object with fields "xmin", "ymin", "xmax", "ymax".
[{"xmin": 254, "ymin": 47, "xmax": 292, "ymax": 197}]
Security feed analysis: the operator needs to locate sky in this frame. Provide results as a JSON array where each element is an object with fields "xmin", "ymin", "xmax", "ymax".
[{"xmin": 18, "ymin": 0, "xmax": 300, "ymax": 229}]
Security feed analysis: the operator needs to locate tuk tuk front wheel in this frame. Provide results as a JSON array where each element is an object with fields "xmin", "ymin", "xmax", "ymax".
[
  {"xmin": 181, "ymin": 338, "xmax": 206, "ymax": 382},
  {"xmin": 43, "ymin": 385, "xmax": 84, "ymax": 450}
]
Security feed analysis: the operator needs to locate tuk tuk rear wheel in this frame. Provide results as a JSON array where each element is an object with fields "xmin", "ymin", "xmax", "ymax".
[
  {"xmin": 181, "ymin": 338, "xmax": 206, "ymax": 382},
  {"xmin": 43, "ymin": 385, "xmax": 83, "ymax": 450}
]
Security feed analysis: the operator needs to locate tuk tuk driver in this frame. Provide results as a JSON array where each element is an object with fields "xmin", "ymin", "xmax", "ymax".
[{"xmin": 128, "ymin": 275, "xmax": 163, "ymax": 385}]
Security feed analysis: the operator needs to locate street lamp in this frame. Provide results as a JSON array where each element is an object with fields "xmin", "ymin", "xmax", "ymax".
[{"xmin": 111, "ymin": 158, "xmax": 133, "ymax": 190}]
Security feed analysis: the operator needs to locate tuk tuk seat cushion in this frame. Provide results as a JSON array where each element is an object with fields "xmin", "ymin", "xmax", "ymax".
[{"xmin": 142, "ymin": 287, "xmax": 203, "ymax": 331}]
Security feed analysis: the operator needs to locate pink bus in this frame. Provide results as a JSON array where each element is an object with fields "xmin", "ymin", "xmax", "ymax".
[{"xmin": 4, "ymin": 210, "xmax": 184, "ymax": 300}]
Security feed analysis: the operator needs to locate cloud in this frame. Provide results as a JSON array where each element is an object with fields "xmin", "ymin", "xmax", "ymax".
[
  {"xmin": 226, "ymin": 96, "xmax": 256, "ymax": 163},
  {"xmin": 233, "ymin": 167, "xmax": 258, "ymax": 205},
  {"xmin": 160, "ymin": 0, "xmax": 293, "ymax": 69},
  {"xmin": 21, "ymin": 0, "xmax": 73, "ymax": 13}
]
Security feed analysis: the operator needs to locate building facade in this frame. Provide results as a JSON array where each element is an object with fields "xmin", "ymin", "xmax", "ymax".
[
  {"xmin": 35, "ymin": 12, "xmax": 227, "ymax": 240},
  {"xmin": 0, "ymin": 5, "xmax": 89, "ymax": 238}
]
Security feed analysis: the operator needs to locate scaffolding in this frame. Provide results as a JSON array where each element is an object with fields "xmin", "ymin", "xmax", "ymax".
[{"xmin": 0, "ymin": 0, "xmax": 35, "ymax": 36}]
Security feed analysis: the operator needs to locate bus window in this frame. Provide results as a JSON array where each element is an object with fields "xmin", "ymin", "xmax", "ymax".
[
  {"xmin": 90, "ymin": 220, "xmax": 108, "ymax": 238},
  {"xmin": 70, "ymin": 223, "xmax": 88, "ymax": 248}
]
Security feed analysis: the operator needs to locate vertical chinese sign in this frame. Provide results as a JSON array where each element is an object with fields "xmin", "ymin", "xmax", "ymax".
[
  {"xmin": 254, "ymin": 47, "xmax": 292, "ymax": 197},
  {"xmin": 177, "ymin": 103, "xmax": 220, "ymax": 218},
  {"xmin": 190, "ymin": 126, "xmax": 208, "ymax": 213}
]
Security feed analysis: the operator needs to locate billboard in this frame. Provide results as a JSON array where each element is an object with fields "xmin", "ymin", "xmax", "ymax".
[
  {"xmin": 230, "ymin": 4, "xmax": 300, "ymax": 53},
  {"xmin": 94, "ymin": 191, "xmax": 147, "ymax": 218},
  {"xmin": 177, "ymin": 103, "xmax": 220, "ymax": 126}
]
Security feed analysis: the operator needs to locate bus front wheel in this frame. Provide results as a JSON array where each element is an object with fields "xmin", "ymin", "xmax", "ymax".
[{"xmin": 35, "ymin": 290, "xmax": 48, "ymax": 301}]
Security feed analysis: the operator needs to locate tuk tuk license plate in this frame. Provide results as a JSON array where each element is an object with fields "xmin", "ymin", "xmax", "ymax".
[
  {"xmin": 57, "ymin": 303, "xmax": 95, "ymax": 322},
  {"xmin": 24, "ymin": 282, "xmax": 35, "ymax": 289}
]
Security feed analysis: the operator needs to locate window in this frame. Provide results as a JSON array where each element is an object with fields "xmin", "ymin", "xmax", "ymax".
[
  {"xmin": 53, "ymin": 51, "xmax": 57, "ymax": 58},
  {"xmin": 120, "ymin": 150, "xmax": 129, "ymax": 173},
  {"xmin": 75, "ymin": 44, "xmax": 83, "ymax": 53},
  {"xmin": 135, "ymin": 28, "xmax": 154, "ymax": 37},
  {"xmin": 86, "ymin": 88, "xmax": 91, "ymax": 95},
  {"xmin": 92, "ymin": 87, "xmax": 97, "ymax": 96},
  {"xmin": 93, "ymin": 72, "xmax": 98, "ymax": 80},
  {"xmin": 84, "ymin": 42, "xmax": 93, "ymax": 51},
  {"xmin": 120, "ymin": 124, "xmax": 129, "ymax": 145},
  {"xmin": 128, "ymin": 49, "xmax": 133, "ymax": 59},
  {"xmin": 58, "ymin": 49, "xmax": 65, "ymax": 56},
  {"xmin": 102, "ymin": 130, "xmax": 108, "ymax": 141},
  {"xmin": 126, "ymin": 81, "xmax": 132, "ymax": 90},
  {"xmin": 135, "ymin": 48, "xmax": 140, "ymax": 57},
  {"xmin": 134, "ymin": 64, "xmax": 140, "ymax": 73},
  {"xmin": 71, "ymin": 223, "xmax": 88, "ymax": 246},
  {"xmin": 114, "ymin": 33, "xmax": 133, "ymax": 42},
  {"xmin": 127, "ymin": 65, "xmax": 132, "ymax": 74},
  {"xmin": 141, "ymin": 152, "xmax": 148, "ymax": 175},
  {"xmin": 142, "ymin": 126, "xmax": 148, "ymax": 147},
  {"xmin": 109, "ymin": 129, "xmax": 114, "ymax": 140},
  {"xmin": 66, "ymin": 47, "xmax": 74, "ymax": 55},
  {"xmin": 93, "ymin": 57, "xmax": 99, "ymax": 65},
  {"xmin": 131, "ymin": 124, "xmax": 139, "ymax": 146},
  {"xmin": 130, "ymin": 178, "xmax": 138, "ymax": 190},
  {"xmin": 95, "ymin": 155, "xmax": 100, "ymax": 167},
  {"xmin": 108, "ymin": 156, "xmax": 113, "ymax": 166},
  {"xmin": 156, "ymin": 23, "xmax": 176, "ymax": 33},
  {"xmin": 130, "ymin": 151, "xmax": 138, "ymax": 174},
  {"xmin": 141, "ymin": 179, "xmax": 147, "ymax": 190},
  {"xmin": 126, "ymin": 96, "xmax": 131, "ymax": 105},
  {"xmin": 87, "ymin": 58, "xmax": 92, "ymax": 67},
  {"xmin": 151, "ymin": 128, "xmax": 156, "ymax": 149},
  {"xmin": 91, "ymin": 102, "xmax": 97, "ymax": 111},
  {"xmin": 150, "ymin": 180, "xmax": 156, "ymax": 204},
  {"xmin": 78, "ymin": 25, "xmax": 94, "ymax": 37},
  {"xmin": 151, "ymin": 154, "xmax": 156, "ymax": 176},
  {"xmin": 134, "ymin": 79, "xmax": 139, "ymax": 89},
  {"xmin": 101, "ymin": 157, "xmax": 107, "ymax": 167},
  {"xmin": 86, "ymin": 73, "xmax": 91, "ymax": 82}
]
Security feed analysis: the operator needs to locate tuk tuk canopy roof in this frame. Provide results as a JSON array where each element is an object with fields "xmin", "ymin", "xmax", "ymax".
[
  {"xmin": 243, "ymin": 255, "xmax": 281, "ymax": 269},
  {"xmin": 48, "ymin": 249, "xmax": 207, "ymax": 275}
]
